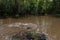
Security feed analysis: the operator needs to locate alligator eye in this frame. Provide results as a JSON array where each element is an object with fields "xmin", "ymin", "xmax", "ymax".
[{"xmin": 27, "ymin": 27, "xmax": 31, "ymax": 29}]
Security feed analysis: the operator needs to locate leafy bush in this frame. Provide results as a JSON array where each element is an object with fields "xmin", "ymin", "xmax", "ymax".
[
  {"xmin": 0, "ymin": 0, "xmax": 60, "ymax": 18},
  {"xmin": 12, "ymin": 31, "xmax": 48, "ymax": 40}
]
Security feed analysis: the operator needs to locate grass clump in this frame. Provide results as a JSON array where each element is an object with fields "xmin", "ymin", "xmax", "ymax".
[{"xmin": 12, "ymin": 31, "xmax": 48, "ymax": 40}]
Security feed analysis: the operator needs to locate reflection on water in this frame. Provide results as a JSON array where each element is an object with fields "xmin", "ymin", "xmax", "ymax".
[{"xmin": 0, "ymin": 16, "xmax": 60, "ymax": 40}]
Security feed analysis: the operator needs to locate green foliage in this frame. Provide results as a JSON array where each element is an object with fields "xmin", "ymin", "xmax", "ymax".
[
  {"xmin": 51, "ymin": 0, "xmax": 60, "ymax": 16},
  {"xmin": 12, "ymin": 31, "xmax": 48, "ymax": 40},
  {"xmin": 0, "ymin": 0, "xmax": 60, "ymax": 18}
]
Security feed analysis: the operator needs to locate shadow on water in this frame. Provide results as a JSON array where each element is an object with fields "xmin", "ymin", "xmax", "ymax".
[{"xmin": 0, "ymin": 13, "xmax": 46, "ymax": 19}]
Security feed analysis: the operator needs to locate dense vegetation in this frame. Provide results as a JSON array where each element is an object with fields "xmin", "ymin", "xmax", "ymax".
[
  {"xmin": 0, "ymin": 0, "xmax": 60, "ymax": 18},
  {"xmin": 12, "ymin": 31, "xmax": 48, "ymax": 40}
]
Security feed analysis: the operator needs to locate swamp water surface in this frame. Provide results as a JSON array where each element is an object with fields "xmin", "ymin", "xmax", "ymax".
[{"xmin": 0, "ymin": 16, "xmax": 60, "ymax": 40}]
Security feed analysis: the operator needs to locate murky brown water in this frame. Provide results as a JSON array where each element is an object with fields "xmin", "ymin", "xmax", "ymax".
[{"xmin": 0, "ymin": 16, "xmax": 60, "ymax": 40}]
